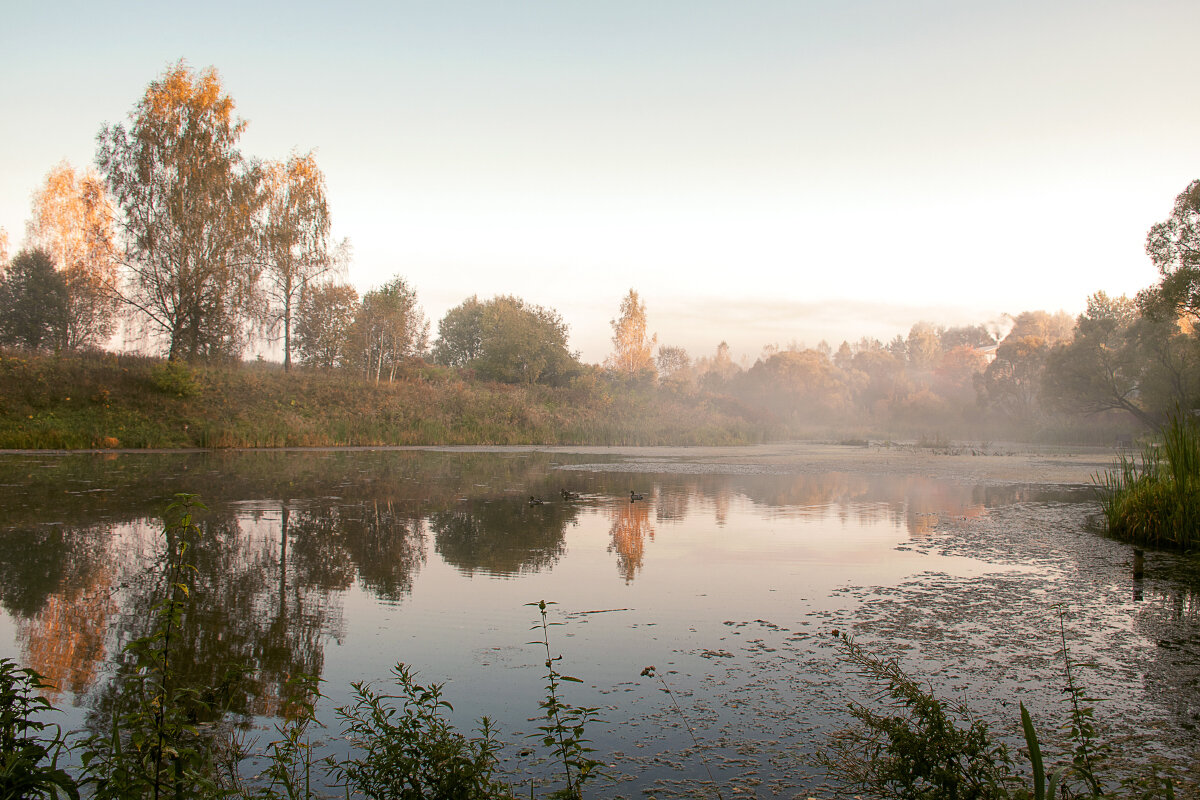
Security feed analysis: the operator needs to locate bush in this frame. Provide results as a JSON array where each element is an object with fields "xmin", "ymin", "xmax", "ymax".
[
  {"xmin": 331, "ymin": 663, "xmax": 509, "ymax": 800},
  {"xmin": 148, "ymin": 360, "xmax": 201, "ymax": 397}
]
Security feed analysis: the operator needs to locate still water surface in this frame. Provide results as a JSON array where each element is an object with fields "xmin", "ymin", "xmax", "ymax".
[{"xmin": 0, "ymin": 447, "xmax": 1197, "ymax": 796}]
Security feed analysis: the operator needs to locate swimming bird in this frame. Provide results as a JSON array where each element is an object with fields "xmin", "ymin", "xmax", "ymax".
[
  {"xmin": 529, "ymin": 495, "xmax": 544, "ymax": 505},
  {"xmin": 561, "ymin": 489, "xmax": 580, "ymax": 500},
  {"xmin": 630, "ymin": 490, "xmax": 644, "ymax": 502}
]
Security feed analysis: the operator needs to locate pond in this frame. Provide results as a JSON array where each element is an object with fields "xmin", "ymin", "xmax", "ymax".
[{"xmin": 0, "ymin": 444, "xmax": 1197, "ymax": 797}]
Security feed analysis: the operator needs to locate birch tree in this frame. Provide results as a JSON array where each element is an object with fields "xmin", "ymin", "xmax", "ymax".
[
  {"xmin": 606, "ymin": 289, "xmax": 657, "ymax": 381},
  {"xmin": 97, "ymin": 61, "xmax": 261, "ymax": 360},
  {"xmin": 351, "ymin": 276, "xmax": 429, "ymax": 382},
  {"xmin": 295, "ymin": 281, "xmax": 358, "ymax": 369},
  {"xmin": 259, "ymin": 152, "xmax": 339, "ymax": 370},
  {"xmin": 25, "ymin": 161, "xmax": 120, "ymax": 349}
]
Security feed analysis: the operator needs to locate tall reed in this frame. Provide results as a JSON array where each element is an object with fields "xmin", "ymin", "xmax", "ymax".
[{"xmin": 1095, "ymin": 410, "xmax": 1200, "ymax": 548}]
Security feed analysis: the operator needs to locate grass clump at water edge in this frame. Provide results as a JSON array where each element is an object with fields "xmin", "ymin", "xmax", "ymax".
[{"xmin": 1095, "ymin": 410, "xmax": 1200, "ymax": 549}]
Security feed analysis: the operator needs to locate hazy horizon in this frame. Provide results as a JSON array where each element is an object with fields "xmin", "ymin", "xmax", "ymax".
[{"xmin": 4, "ymin": 1, "xmax": 1198, "ymax": 363}]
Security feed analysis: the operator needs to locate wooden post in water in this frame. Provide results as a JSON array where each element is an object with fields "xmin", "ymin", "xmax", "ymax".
[{"xmin": 1132, "ymin": 547, "xmax": 1145, "ymax": 602}]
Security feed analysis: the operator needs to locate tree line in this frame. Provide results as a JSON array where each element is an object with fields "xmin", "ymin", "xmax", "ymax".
[{"xmin": 3, "ymin": 60, "xmax": 1200, "ymax": 438}]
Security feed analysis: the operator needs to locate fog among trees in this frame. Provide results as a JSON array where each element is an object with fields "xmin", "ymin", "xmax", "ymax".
[{"xmin": 4, "ymin": 61, "xmax": 1200, "ymax": 443}]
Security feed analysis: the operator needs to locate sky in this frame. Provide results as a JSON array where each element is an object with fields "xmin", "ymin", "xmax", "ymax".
[{"xmin": 3, "ymin": 0, "xmax": 1199, "ymax": 364}]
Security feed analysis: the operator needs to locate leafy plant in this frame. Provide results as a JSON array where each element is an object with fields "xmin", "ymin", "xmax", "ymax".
[
  {"xmin": 331, "ymin": 662, "xmax": 508, "ymax": 800},
  {"xmin": 241, "ymin": 673, "xmax": 326, "ymax": 800},
  {"xmin": 148, "ymin": 360, "xmax": 201, "ymax": 398},
  {"xmin": 819, "ymin": 633, "xmax": 1014, "ymax": 800},
  {"xmin": 0, "ymin": 658, "xmax": 79, "ymax": 800},
  {"xmin": 527, "ymin": 600, "xmax": 605, "ymax": 800},
  {"xmin": 822, "ymin": 621, "xmax": 1180, "ymax": 800}
]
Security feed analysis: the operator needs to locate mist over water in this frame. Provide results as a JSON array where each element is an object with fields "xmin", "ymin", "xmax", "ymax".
[{"xmin": 0, "ymin": 447, "xmax": 1195, "ymax": 795}]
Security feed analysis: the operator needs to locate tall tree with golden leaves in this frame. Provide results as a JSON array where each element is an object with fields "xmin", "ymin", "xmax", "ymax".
[
  {"xmin": 0, "ymin": 226, "xmax": 9, "ymax": 267},
  {"xmin": 259, "ymin": 152, "xmax": 340, "ymax": 370},
  {"xmin": 26, "ymin": 161, "xmax": 120, "ymax": 349},
  {"xmin": 607, "ymin": 289, "xmax": 657, "ymax": 381},
  {"xmin": 98, "ymin": 61, "xmax": 261, "ymax": 360}
]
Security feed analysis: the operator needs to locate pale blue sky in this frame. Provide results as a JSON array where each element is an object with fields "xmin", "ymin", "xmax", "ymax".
[{"xmin": 3, "ymin": 1, "xmax": 1199, "ymax": 361}]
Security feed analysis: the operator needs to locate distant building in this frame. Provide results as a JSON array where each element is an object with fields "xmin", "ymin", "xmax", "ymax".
[{"xmin": 973, "ymin": 344, "xmax": 999, "ymax": 364}]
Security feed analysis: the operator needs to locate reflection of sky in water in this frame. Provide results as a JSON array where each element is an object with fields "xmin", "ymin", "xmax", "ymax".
[{"xmin": 0, "ymin": 450, "xmax": 1193, "ymax": 796}]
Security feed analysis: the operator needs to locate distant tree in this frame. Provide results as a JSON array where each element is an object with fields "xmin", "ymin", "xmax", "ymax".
[
  {"xmin": 259, "ymin": 152, "xmax": 340, "ymax": 371},
  {"xmin": 932, "ymin": 345, "xmax": 989, "ymax": 408},
  {"xmin": 1131, "ymin": 314, "xmax": 1200, "ymax": 416},
  {"xmin": 606, "ymin": 289, "xmax": 657, "ymax": 381},
  {"xmin": 433, "ymin": 295, "xmax": 577, "ymax": 384},
  {"xmin": 0, "ymin": 227, "xmax": 9, "ymax": 267},
  {"xmin": 25, "ymin": 161, "xmax": 120, "ymax": 350},
  {"xmin": 980, "ymin": 334, "xmax": 1051, "ymax": 422},
  {"xmin": 295, "ymin": 281, "xmax": 358, "ymax": 369},
  {"xmin": 939, "ymin": 324, "xmax": 994, "ymax": 350},
  {"xmin": 474, "ymin": 296, "xmax": 577, "ymax": 385},
  {"xmin": 742, "ymin": 349, "xmax": 851, "ymax": 423},
  {"xmin": 1006, "ymin": 310, "xmax": 1074, "ymax": 345},
  {"xmin": 1043, "ymin": 292, "xmax": 1200, "ymax": 427},
  {"xmin": 656, "ymin": 345, "xmax": 691, "ymax": 381},
  {"xmin": 97, "ymin": 61, "xmax": 261, "ymax": 360},
  {"xmin": 697, "ymin": 341, "xmax": 741, "ymax": 388},
  {"xmin": 834, "ymin": 341, "xmax": 854, "ymax": 370},
  {"xmin": 850, "ymin": 347, "xmax": 909, "ymax": 417},
  {"xmin": 433, "ymin": 295, "xmax": 486, "ymax": 367},
  {"xmin": 905, "ymin": 322, "xmax": 943, "ymax": 370},
  {"xmin": 0, "ymin": 249, "xmax": 67, "ymax": 350},
  {"xmin": 1144, "ymin": 179, "xmax": 1200, "ymax": 320},
  {"xmin": 351, "ymin": 276, "xmax": 429, "ymax": 382}
]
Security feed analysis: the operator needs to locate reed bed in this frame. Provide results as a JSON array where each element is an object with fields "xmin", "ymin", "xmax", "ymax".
[{"xmin": 1096, "ymin": 410, "xmax": 1200, "ymax": 549}]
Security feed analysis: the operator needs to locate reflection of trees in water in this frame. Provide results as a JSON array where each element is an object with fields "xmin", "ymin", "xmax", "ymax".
[
  {"xmin": 608, "ymin": 500, "xmax": 655, "ymax": 583},
  {"xmin": 0, "ymin": 523, "xmax": 110, "ymax": 618},
  {"xmin": 0, "ymin": 449, "xmax": 596, "ymax": 533},
  {"xmin": 628, "ymin": 472, "xmax": 993, "ymax": 539},
  {"xmin": 1132, "ymin": 578, "xmax": 1200, "ymax": 732},
  {"xmin": 655, "ymin": 487, "xmax": 689, "ymax": 522},
  {"xmin": 15, "ymin": 563, "xmax": 115, "ymax": 699},
  {"xmin": 0, "ymin": 522, "xmax": 115, "ymax": 697},
  {"xmin": 338, "ymin": 500, "xmax": 426, "ymax": 601},
  {"xmin": 431, "ymin": 499, "xmax": 573, "ymax": 577}
]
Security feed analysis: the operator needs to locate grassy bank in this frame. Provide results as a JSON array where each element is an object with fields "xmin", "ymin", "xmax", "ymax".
[
  {"xmin": 0, "ymin": 349, "xmax": 773, "ymax": 449},
  {"xmin": 1096, "ymin": 411, "xmax": 1200, "ymax": 549}
]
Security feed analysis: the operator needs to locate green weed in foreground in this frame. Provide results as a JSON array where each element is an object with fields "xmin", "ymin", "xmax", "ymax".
[
  {"xmin": 1096, "ymin": 410, "xmax": 1200, "ymax": 548},
  {"xmin": 331, "ymin": 664, "xmax": 508, "ymax": 800},
  {"xmin": 0, "ymin": 658, "xmax": 78, "ymax": 800},
  {"xmin": 527, "ymin": 600, "xmax": 605, "ymax": 800},
  {"xmin": 821, "ymin": 613, "xmax": 1179, "ymax": 800}
]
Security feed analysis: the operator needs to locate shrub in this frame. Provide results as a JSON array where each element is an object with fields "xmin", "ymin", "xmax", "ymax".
[
  {"xmin": 331, "ymin": 663, "xmax": 509, "ymax": 800},
  {"xmin": 148, "ymin": 360, "xmax": 201, "ymax": 397}
]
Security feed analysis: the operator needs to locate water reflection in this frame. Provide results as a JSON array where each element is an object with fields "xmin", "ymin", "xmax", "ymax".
[
  {"xmin": 432, "ymin": 498, "xmax": 575, "ymax": 577},
  {"xmin": 0, "ymin": 447, "xmax": 1178, "ymax": 795},
  {"xmin": 608, "ymin": 498, "xmax": 655, "ymax": 582}
]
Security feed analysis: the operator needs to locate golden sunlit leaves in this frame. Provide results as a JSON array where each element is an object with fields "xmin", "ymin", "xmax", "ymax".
[
  {"xmin": 25, "ymin": 161, "xmax": 120, "ymax": 349},
  {"xmin": 606, "ymin": 289, "xmax": 657, "ymax": 380},
  {"xmin": 98, "ymin": 60, "xmax": 260, "ymax": 359}
]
